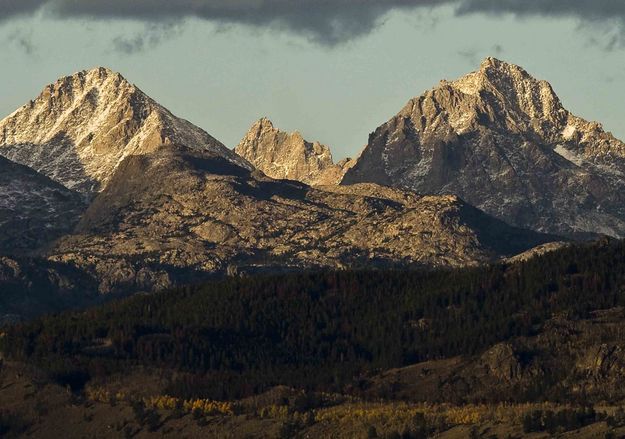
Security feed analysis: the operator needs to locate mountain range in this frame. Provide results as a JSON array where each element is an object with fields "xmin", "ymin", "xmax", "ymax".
[{"xmin": 3, "ymin": 58, "xmax": 623, "ymax": 315}]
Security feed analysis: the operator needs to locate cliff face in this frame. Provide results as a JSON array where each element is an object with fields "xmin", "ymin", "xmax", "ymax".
[
  {"xmin": 235, "ymin": 118, "xmax": 353, "ymax": 186},
  {"xmin": 342, "ymin": 58, "xmax": 625, "ymax": 238}
]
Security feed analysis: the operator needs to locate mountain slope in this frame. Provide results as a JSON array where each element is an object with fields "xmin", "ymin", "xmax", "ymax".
[
  {"xmin": 0, "ymin": 155, "xmax": 85, "ymax": 253},
  {"xmin": 49, "ymin": 146, "xmax": 555, "ymax": 294},
  {"xmin": 342, "ymin": 57, "xmax": 625, "ymax": 238},
  {"xmin": 235, "ymin": 118, "xmax": 354, "ymax": 185},
  {"xmin": 0, "ymin": 67, "xmax": 250, "ymax": 194}
]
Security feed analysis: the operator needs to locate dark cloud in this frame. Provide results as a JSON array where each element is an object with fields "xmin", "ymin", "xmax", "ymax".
[
  {"xmin": 0, "ymin": 0, "xmax": 47, "ymax": 20},
  {"xmin": 0, "ymin": 0, "xmax": 449, "ymax": 46},
  {"xmin": 1, "ymin": 0, "xmax": 625, "ymax": 48},
  {"xmin": 456, "ymin": 0, "xmax": 625, "ymax": 21}
]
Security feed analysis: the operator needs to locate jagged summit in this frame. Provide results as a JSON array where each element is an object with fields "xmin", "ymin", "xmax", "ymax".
[
  {"xmin": 235, "ymin": 118, "xmax": 353, "ymax": 186},
  {"xmin": 449, "ymin": 57, "xmax": 563, "ymax": 126},
  {"xmin": 342, "ymin": 58, "xmax": 625, "ymax": 237},
  {"xmin": 0, "ymin": 68, "xmax": 250, "ymax": 194},
  {"xmin": 255, "ymin": 116, "xmax": 275, "ymax": 129}
]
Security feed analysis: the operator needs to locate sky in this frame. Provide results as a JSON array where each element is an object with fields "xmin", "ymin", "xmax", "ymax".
[{"xmin": 1, "ymin": 1, "xmax": 625, "ymax": 160}]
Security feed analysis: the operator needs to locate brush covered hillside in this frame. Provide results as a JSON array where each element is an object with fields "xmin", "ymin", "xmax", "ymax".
[{"xmin": 4, "ymin": 238, "xmax": 625, "ymax": 437}]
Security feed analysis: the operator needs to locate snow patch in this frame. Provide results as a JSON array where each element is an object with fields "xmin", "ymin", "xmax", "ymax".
[
  {"xmin": 554, "ymin": 145, "xmax": 584, "ymax": 167},
  {"xmin": 562, "ymin": 124, "xmax": 576, "ymax": 140}
]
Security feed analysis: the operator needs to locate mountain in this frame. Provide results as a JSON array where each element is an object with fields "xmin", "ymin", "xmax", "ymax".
[
  {"xmin": 342, "ymin": 57, "xmax": 625, "ymax": 238},
  {"xmin": 0, "ymin": 67, "xmax": 250, "ymax": 195},
  {"xmin": 0, "ymin": 155, "xmax": 85, "ymax": 253},
  {"xmin": 235, "ymin": 118, "xmax": 354, "ymax": 185},
  {"xmin": 48, "ymin": 145, "xmax": 555, "ymax": 294}
]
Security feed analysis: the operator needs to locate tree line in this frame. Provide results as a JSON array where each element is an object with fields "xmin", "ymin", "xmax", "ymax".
[{"xmin": 2, "ymin": 237, "xmax": 625, "ymax": 399}]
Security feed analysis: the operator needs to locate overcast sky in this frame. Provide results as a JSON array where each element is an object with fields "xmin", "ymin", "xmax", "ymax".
[{"xmin": 1, "ymin": 1, "xmax": 625, "ymax": 159}]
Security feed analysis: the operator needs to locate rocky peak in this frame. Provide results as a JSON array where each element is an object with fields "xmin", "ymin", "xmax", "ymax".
[
  {"xmin": 0, "ymin": 67, "xmax": 249, "ymax": 194},
  {"xmin": 399, "ymin": 58, "xmax": 565, "ymax": 139},
  {"xmin": 342, "ymin": 58, "xmax": 625, "ymax": 237},
  {"xmin": 455, "ymin": 58, "xmax": 563, "ymax": 129},
  {"xmin": 42, "ymin": 66, "xmax": 130, "ymax": 98},
  {"xmin": 250, "ymin": 117, "xmax": 277, "ymax": 135},
  {"xmin": 235, "ymin": 118, "xmax": 352, "ymax": 186}
]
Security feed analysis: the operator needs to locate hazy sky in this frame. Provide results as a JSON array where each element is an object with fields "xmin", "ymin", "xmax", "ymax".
[{"xmin": 1, "ymin": 1, "xmax": 625, "ymax": 159}]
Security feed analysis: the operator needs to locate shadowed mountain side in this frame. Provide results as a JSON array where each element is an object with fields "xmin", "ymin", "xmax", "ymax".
[
  {"xmin": 49, "ymin": 146, "xmax": 559, "ymax": 294},
  {"xmin": 0, "ymin": 256, "xmax": 98, "ymax": 320},
  {"xmin": 457, "ymin": 202, "xmax": 564, "ymax": 257},
  {"xmin": 0, "ymin": 134, "xmax": 100, "ymax": 195},
  {"xmin": 0, "ymin": 155, "xmax": 86, "ymax": 254}
]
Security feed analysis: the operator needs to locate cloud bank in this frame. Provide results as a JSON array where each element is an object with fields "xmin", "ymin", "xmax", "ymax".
[{"xmin": 1, "ymin": 0, "xmax": 624, "ymax": 47}]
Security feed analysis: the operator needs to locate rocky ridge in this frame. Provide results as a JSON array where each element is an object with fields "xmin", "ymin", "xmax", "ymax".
[
  {"xmin": 367, "ymin": 308, "xmax": 625, "ymax": 405},
  {"xmin": 235, "ymin": 118, "xmax": 354, "ymax": 185},
  {"xmin": 342, "ymin": 57, "xmax": 625, "ymax": 238}
]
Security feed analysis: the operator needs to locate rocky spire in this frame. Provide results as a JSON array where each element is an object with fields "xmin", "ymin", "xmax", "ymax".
[{"xmin": 235, "ymin": 118, "xmax": 353, "ymax": 186}]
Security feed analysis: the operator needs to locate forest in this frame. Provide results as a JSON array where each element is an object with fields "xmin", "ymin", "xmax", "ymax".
[{"xmin": 2, "ymin": 237, "xmax": 625, "ymax": 400}]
